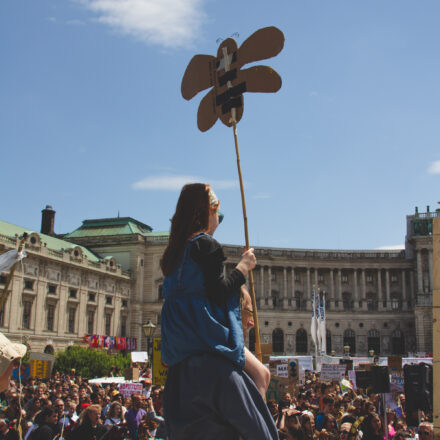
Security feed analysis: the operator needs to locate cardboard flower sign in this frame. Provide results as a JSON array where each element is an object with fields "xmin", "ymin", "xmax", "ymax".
[{"xmin": 181, "ymin": 26, "xmax": 285, "ymax": 132}]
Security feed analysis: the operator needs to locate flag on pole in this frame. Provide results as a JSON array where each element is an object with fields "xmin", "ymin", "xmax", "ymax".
[
  {"xmin": 319, "ymin": 292, "xmax": 326, "ymax": 354},
  {"xmin": 311, "ymin": 288, "xmax": 317, "ymax": 350},
  {"xmin": 315, "ymin": 290, "xmax": 322, "ymax": 353}
]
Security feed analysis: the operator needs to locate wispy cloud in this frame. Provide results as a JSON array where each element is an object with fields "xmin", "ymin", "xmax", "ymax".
[
  {"xmin": 427, "ymin": 160, "xmax": 440, "ymax": 174},
  {"xmin": 375, "ymin": 245, "xmax": 404, "ymax": 250},
  {"xmin": 76, "ymin": 0, "xmax": 206, "ymax": 48},
  {"xmin": 47, "ymin": 17, "xmax": 56, "ymax": 22},
  {"xmin": 67, "ymin": 19, "xmax": 86, "ymax": 26},
  {"xmin": 252, "ymin": 193, "xmax": 271, "ymax": 199},
  {"xmin": 132, "ymin": 175, "xmax": 238, "ymax": 191}
]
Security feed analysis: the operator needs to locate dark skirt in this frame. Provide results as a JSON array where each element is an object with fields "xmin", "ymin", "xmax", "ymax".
[{"xmin": 163, "ymin": 352, "xmax": 279, "ymax": 440}]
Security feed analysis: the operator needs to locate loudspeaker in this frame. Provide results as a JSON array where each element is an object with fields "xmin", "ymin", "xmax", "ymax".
[
  {"xmin": 404, "ymin": 363, "xmax": 432, "ymax": 412},
  {"xmin": 355, "ymin": 370, "xmax": 371, "ymax": 389},
  {"xmin": 370, "ymin": 366, "xmax": 390, "ymax": 393}
]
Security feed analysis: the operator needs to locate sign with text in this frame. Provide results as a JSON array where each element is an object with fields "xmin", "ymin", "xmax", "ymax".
[
  {"xmin": 320, "ymin": 363, "xmax": 346, "ymax": 382},
  {"xmin": 152, "ymin": 338, "xmax": 168, "ymax": 386},
  {"xmin": 119, "ymin": 382, "xmax": 143, "ymax": 398},
  {"xmin": 131, "ymin": 351, "xmax": 148, "ymax": 363}
]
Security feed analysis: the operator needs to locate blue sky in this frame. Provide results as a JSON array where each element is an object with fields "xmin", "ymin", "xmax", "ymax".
[{"xmin": 1, "ymin": 0, "xmax": 439, "ymax": 250}]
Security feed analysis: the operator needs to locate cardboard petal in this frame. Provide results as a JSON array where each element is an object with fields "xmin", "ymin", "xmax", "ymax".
[
  {"xmin": 197, "ymin": 89, "xmax": 218, "ymax": 132},
  {"xmin": 238, "ymin": 26, "xmax": 285, "ymax": 68},
  {"xmin": 181, "ymin": 54, "xmax": 216, "ymax": 100},
  {"xmin": 216, "ymin": 39, "xmax": 239, "ymax": 72},
  {"xmin": 218, "ymin": 95, "xmax": 244, "ymax": 128},
  {"xmin": 240, "ymin": 66, "xmax": 282, "ymax": 93}
]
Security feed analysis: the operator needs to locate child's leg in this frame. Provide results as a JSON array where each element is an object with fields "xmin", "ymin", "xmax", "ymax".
[{"xmin": 244, "ymin": 347, "xmax": 270, "ymax": 398}]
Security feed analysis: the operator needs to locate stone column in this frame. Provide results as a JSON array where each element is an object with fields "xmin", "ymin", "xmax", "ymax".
[
  {"xmin": 416, "ymin": 250, "xmax": 423, "ymax": 293},
  {"xmin": 57, "ymin": 286, "xmax": 68, "ymax": 336},
  {"xmin": 306, "ymin": 268, "xmax": 311, "ymax": 310},
  {"xmin": 96, "ymin": 293, "xmax": 105, "ymax": 334},
  {"xmin": 401, "ymin": 270, "xmax": 407, "ymax": 311},
  {"xmin": 259, "ymin": 266, "xmax": 264, "ymax": 309},
  {"xmin": 268, "ymin": 267, "xmax": 273, "ymax": 308},
  {"xmin": 409, "ymin": 271, "xmax": 415, "ymax": 306},
  {"xmin": 337, "ymin": 269, "xmax": 342, "ymax": 310},
  {"xmin": 428, "ymin": 249, "xmax": 433, "ymax": 292},
  {"xmin": 377, "ymin": 269, "xmax": 383, "ymax": 311},
  {"xmin": 330, "ymin": 269, "xmax": 335, "ymax": 310},
  {"xmin": 291, "ymin": 267, "xmax": 296, "ymax": 308},
  {"xmin": 283, "ymin": 267, "xmax": 288, "ymax": 309},
  {"xmin": 77, "ymin": 289, "xmax": 88, "ymax": 336},
  {"xmin": 385, "ymin": 269, "xmax": 391, "ymax": 310},
  {"xmin": 353, "ymin": 269, "xmax": 359, "ymax": 304},
  {"xmin": 34, "ymin": 280, "xmax": 46, "ymax": 333},
  {"xmin": 361, "ymin": 269, "xmax": 367, "ymax": 311},
  {"xmin": 8, "ymin": 276, "xmax": 22, "ymax": 332}
]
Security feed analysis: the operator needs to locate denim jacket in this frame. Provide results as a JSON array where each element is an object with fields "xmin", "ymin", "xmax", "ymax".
[{"xmin": 161, "ymin": 234, "xmax": 245, "ymax": 368}]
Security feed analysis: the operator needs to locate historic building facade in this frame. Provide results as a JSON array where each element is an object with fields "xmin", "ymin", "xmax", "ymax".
[
  {"xmin": 0, "ymin": 210, "xmax": 131, "ymax": 353},
  {"xmin": 0, "ymin": 205, "xmax": 436, "ymax": 356}
]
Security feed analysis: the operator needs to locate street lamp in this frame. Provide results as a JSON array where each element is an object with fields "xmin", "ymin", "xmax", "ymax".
[
  {"xmin": 369, "ymin": 349, "xmax": 375, "ymax": 358},
  {"xmin": 343, "ymin": 345, "xmax": 350, "ymax": 357},
  {"xmin": 142, "ymin": 320, "xmax": 156, "ymax": 365}
]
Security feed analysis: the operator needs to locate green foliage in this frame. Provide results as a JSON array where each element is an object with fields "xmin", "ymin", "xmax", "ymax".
[{"xmin": 53, "ymin": 346, "xmax": 130, "ymax": 378}]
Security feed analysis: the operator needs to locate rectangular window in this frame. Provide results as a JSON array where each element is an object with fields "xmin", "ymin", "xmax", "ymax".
[
  {"xmin": 88, "ymin": 292, "xmax": 96, "ymax": 302},
  {"xmin": 391, "ymin": 275, "xmax": 398, "ymax": 283},
  {"xmin": 294, "ymin": 274, "xmax": 300, "ymax": 282},
  {"xmin": 47, "ymin": 304, "xmax": 55, "ymax": 331},
  {"xmin": 69, "ymin": 289, "xmax": 77, "ymax": 299},
  {"xmin": 121, "ymin": 316, "xmax": 127, "ymax": 337},
  {"xmin": 105, "ymin": 314, "xmax": 112, "ymax": 335},
  {"xmin": 105, "ymin": 296, "xmax": 112, "ymax": 305},
  {"xmin": 342, "ymin": 275, "xmax": 348, "ymax": 283},
  {"xmin": 48, "ymin": 285, "xmax": 57, "ymax": 295},
  {"xmin": 366, "ymin": 275, "xmax": 373, "ymax": 283},
  {"xmin": 68, "ymin": 307, "xmax": 76, "ymax": 333},
  {"xmin": 23, "ymin": 301, "xmax": 32, "ymax": 329},
  {"xmin": 122, "ymin": 300, "xmax": 128, "ymax": 308},
  {"xmin": 87, "ymin": 310, "xmax": 94, "ymax": 334},
  {"xmin": 24, "ymin": 280, "xmax": 34, "ymax": 290},
  {"xmin": 271, "ymin": 272, "xmax": 276, "ymax": 281},
  {"xmin": 0, "ymin": 275, "xmax": 6, "ymax": 285}
]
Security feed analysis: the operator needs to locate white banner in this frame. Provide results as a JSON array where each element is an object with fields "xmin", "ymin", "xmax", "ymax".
[
  {"xmin": 320, "ymin": 363, "xmax": 346, "ymax": 381},
  {"xmin": 119, "ymin": 382, "xmax": 143, "ymax": 398}
]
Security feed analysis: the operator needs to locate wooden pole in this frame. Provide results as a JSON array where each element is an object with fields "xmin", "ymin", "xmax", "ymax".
[
  {"xmin": 232, "ymin": 122, "xmax": 262, "ymax": 362},
  {"xmin": 0, "ymin": 234, "xmax": 27, "ymax": 311},
  {"xmin": 433, "ymin": 216, "xmax": 440, "ymax": 440}
]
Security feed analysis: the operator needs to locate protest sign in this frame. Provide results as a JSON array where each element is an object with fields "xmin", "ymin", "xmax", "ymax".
[
  {"xmin": 348, "ymin": 370, "xmax": 357, "ymax": 390},
  {"xmin": 152, "ymin": 338, "xmax": 168, "ymax": 386},
  {"xmin": 390, "ymin": 371, "xmax": 404, "ymax": 393},
  {"xmin": 388, "ymin": 355, "xmax": 402, "ymax": 371},
  {"xmin": 320, "ymin": 364, "xmax": 346, "ymax": 382},
  {"xmin": 119, "ymin": 382, "xmax": 143, "ymax": 398},
  {"xmin": 266, "ymin": 375, "xmax": 296, "ymax": 402},
  {"xmin": 276, "ymin": 363, "xmax": 288, "ymax": 377},
  {"xmin": 131, "ymin": 351, "xmax": 148, "ymax": 363},
  {"xmin": 29, "ymin": 353, "xmax": 55, "ymax": 379}
]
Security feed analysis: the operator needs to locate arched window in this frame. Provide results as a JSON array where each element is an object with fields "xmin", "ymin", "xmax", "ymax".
[
  {"xmin": 296, "ymin": 329, "xmax": 308, "ymax": 354},
  {"xmin": 368, "ymin": 329, "xmax": 381, "ymax": 354},
  {"xmin": 342, "ymin": 292, "xmax": 353, "ymax": 311},
  {"xmin": 326, "ymin": 330, "xmax": 332, "ymax": 354},
  {"xmin": 366, "ymin": 292, "xmax": 378, "ymax": 311},
  {"xmin": 392, "ymin": 330, "xmax": 405, "ymax": 355},
  {"xmin": 249, "ymin": 327, "xmax": 255, "ymax": 353},
  {"xmin": 272, "ymin": 328, "xmax": 284, "ymax": 353},
  {"xmin": 343, "ymin": 329, "xmax": 356, "ymax": 354}
]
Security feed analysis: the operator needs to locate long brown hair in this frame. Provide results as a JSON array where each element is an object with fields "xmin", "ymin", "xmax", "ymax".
[{"xmin": 161, "ymin": 183, "xmax": 212, "ymax": 276}]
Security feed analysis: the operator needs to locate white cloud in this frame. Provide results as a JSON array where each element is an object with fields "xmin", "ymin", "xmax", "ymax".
[
  {"xmin": 76, "ymin": 0, "xmax": 206, "ymax": 48},
  {"xmin": 67, "ymin": 19, "xmax": 86, "ymax": 26},
  {"xmin": 375, "ymin": 245, "xmax": 405, "ymax": 250},
  {"xmin": 132, "ymin": 175, "xmax": 238, "ymax": 191},
  {"xmin": 427, "ymin": 160, "xmax": 440, "ymax": 174}
]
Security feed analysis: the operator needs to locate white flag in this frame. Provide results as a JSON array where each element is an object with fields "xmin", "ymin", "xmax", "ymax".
[
  {"xmin": 0, "ymin": 250, "xmax": 26, "ymax": 274},
  {"xmin": 316, "ymin": 291, "xmax": 321, "ymax": 353},
  {"xmin": 311, "ymin": 289, "xmax": 317, "ymax": 350}
]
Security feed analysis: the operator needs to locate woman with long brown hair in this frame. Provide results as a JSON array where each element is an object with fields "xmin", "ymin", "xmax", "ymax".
[{"xmin": 160, "ymin": 183, "xmax": 276, "ymax": 439}]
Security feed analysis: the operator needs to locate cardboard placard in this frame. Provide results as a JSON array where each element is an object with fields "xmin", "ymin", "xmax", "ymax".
[
  {"xmin": 261, "ymin": 343, "xmax": 273, "ymax": 364},
  {"xmin": 119, "ymin": 382, "xmax": 143, "ymax": 398},
  {"xmin": 320, "ymin": 364, "xmax": 346, "ymax": 382},
  {"xmin": 131, "ymin": 351, "xmax": 148, "ymax": 363},
  {"xmin": 181, "ymin": 26, "xmax": 285, "ymax": 132},
  {"xmin": 124, "ymin": 368, "xmax": 139, "ymax": 381},
  {"xmin": 388, "ymin": 355, "xmax": 402, "ymax": 371},
  {"xmin": 152, "ymin": 337, "xmax": 168, "ymax": 386},
  {"xmin": 29, "ymin": 353, "xmax": 55, "ymax": 379}
]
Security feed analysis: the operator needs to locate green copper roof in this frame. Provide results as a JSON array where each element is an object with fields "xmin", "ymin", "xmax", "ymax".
[
  {"xmin": 0, "ymin": 220, "xmax": 100, "ymax": 262},
  {"xmin": 65, "ymin": 217, "xmax": 169, "ymax": 239}
]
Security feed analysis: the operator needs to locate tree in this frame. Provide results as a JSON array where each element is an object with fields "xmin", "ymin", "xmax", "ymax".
[{"xmin": 54, "ymin": 346, "xmax": 130, "ymax": 378}]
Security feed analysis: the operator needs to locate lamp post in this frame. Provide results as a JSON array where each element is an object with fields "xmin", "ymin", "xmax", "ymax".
[
  {"xmin": 343, "ymin": 345, "xmax": 350, "ymax": 358},
  {"xmin": 369, "ymin": 349, "xmax": 375, "ymax": 359},
  {"xmin": 142, "ymin": 320, "xmax": 156, "ymax": 366}
]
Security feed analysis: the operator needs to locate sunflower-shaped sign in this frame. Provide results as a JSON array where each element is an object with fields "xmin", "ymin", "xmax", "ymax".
[{"xmin": 181, "ymin": 26, "xmax": 284, "ymax": 132}]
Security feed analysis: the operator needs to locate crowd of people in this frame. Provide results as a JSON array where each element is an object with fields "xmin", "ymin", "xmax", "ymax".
[{"xmin": 0, "ymin": 366, "xmax": 433, "ymax": 440}]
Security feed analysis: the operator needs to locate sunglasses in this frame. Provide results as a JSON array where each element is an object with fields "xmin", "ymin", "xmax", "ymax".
[{"xmin": 214, "ymin": 210, "xmax": 224, "ymax": 224}]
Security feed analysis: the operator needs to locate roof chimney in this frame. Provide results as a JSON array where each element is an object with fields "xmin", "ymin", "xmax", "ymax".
[{"xmin": 41, "ymin": 205, "xmax": 55, "ymax": 236}]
